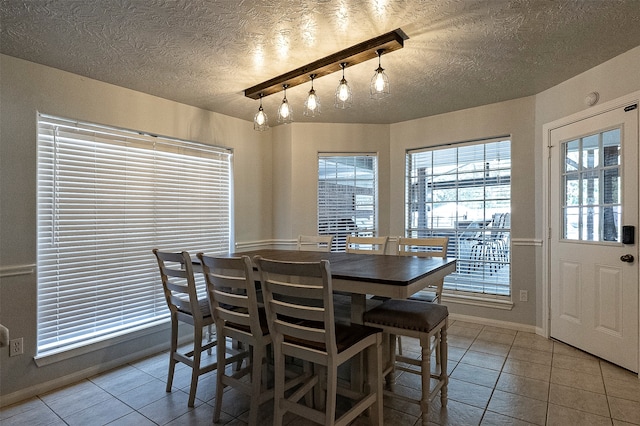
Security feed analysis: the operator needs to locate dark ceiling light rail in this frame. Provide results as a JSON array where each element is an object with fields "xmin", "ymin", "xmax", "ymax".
[{"xmin": 244, "ymin": 28, "xmax": 408, "ymax": 100}]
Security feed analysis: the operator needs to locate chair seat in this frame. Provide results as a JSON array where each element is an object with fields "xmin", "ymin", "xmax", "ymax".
[
  {"xmin": 284, "ymin": 321, "xmax": 381, "ymax": 354},
  {"xmin": 363, "ymin": 299, "xmax": 448, "ymax": 333},
  {"xmin": 177, "ymin": 298, "xmax": 212, "ymax": 317}
]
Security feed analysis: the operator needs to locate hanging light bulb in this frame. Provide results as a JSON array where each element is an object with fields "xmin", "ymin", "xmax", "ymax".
[
  {"xmin": 303, "ymin": 74, "xmax": 321, "ymax": 117},
  {"xmin": 253, "ymin": 94, "xmax": 269, "ymax": 131},
  {"xmin": 334, "ymin": 62, "xmax": 353, "ymax": 109},
  {"xmin": 370, "ymin": 49, "xmax": 390, "ymax": 99},
  {"xmin": 277, "ymin": 84, "xmax": 293, "ymax": 124}
]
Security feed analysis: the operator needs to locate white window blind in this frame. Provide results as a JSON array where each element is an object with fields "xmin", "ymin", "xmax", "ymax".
[
  {"xmin": 318, "ymin": 154, "xmax": 378, "ymax": 251},
  {"xmin": 37, "ymin": 114, "xmax": 232, "ymax": 356},
  {"xmin": 406, "ymin": 139, "xmax": 511, "ymax": 297}
]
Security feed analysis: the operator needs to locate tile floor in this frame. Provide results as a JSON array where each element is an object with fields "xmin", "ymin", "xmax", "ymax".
[{"xmin": 1, "ymin": 320, "xmax": 639, "ymax": 425}]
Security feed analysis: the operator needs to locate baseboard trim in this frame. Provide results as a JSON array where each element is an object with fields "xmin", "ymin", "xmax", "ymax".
[{"xmin": 449, "ymin": 312, "xmax": 539, "ymax": 334}]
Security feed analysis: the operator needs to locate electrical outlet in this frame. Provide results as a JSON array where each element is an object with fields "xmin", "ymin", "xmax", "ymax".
[
  {"xmin": 519, "ymin": 290, "xmax": 528, "ymax": 302},
  {"xmin": 9, "ymin": 338, "xmax": 23, "ymax": 357}
]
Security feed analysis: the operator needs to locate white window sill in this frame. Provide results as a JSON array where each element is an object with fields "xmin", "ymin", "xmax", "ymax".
[
  {"xmin": 441, "ymin": 292, "xmax": 514, "ymax": 310},
  {"xmin": 34, "ymin": 319, "xmax": 170, "ymax": 367}
]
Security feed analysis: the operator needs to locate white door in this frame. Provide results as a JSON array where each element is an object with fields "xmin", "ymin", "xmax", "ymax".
[{"xmin": 549, "ymin": 103, "xmax": 639, "ymax": 372}]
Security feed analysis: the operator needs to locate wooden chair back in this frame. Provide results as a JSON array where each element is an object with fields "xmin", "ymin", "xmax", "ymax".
[
  {"xmin": 398, "ymin": 237, "xmax": 449, "ymax": 258},
  {"xmin": 297, "ymin": 235, "xmax": 334, "ymax": 252},
  {"xmin": 345, "ymin": 235, "xmax": 388, "ymax": 255},
  {"xmin": 197, "ymin": 254, "xmax": 263, "ymax": 341},
  {"xmin": 255, "ymin": 256, "xmax": 337, "ymax": 357},
  {"xmin": 152, "ymin": 249, "xmax": 207, "ymax": 326}
]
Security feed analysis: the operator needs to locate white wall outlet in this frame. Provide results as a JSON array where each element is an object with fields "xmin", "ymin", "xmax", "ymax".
[
  {"xmin": 519, "ymin": 290, "xmax": 528, "ymax": 302},
  {"xmin": 9, "ymin": 337, "xmax": 23, "ymax": 357}
]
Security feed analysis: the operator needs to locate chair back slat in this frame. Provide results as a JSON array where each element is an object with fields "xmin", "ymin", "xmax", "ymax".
[
  {"xmin": 398, "ymin": 237, "xmax": 449, "ymax": 258},
  {"xmin": 274, "ymin": 319, "xmax": 327, "ymax": 344},
  {"xmin": 255, "ymin": 256, "xmax": 337, "ymax": 354},
  {"xmin": 270, "ymin": 298, "xmax": 325, "ymax": 323},
  {"xmin": 345, "ymin": 235, "xmax": 388, "ymax": 254}
]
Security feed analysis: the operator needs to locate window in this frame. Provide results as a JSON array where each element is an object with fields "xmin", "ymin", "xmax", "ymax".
[
  {"xmin": 318, "ymin": 154, "xmax": 378, "ymax": 251},
  {"xmin": 406, "ymin": 139, "xmax": 511, "ymax": 296},
  {"xmin": 563, "ymin": 128, "xmax": 621, "ymax": 242},
  {"xmin": 37, "ymin": 114, "xmax": 232, "ymax": 357}
]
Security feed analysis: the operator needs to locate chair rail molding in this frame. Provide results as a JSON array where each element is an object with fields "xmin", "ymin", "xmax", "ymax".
[{"xmin": 0, "ymin": 264, "xmax": 36, "ymax": 278}]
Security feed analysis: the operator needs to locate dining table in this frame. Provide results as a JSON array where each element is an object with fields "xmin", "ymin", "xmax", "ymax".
[{"xmin": 227, "ymin": 248, "xmax": 457, "ymax": 324}]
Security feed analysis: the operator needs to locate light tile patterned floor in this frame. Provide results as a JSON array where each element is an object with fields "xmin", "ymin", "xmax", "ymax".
[{"xmin": 1, "ymin": 320, "xmax": 639, "ymax": 425}]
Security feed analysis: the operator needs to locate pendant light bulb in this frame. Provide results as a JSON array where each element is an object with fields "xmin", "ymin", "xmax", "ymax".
[
  {"xmin": 370, "ymin": 49, "xmax": 390, "ymax": 99},
  {"xmin": 304, "ymin": 74, "xmax": 321, "ymax": 117},
  {"xmin": 253, "ymin": 94, "xmax": 269, "ymax": 131},
  {"xmin": 335, "ymin": 63, "xmax": 353, "ymax": 109},
  {"xmin": 278, "ymin": 84, "xmax": 293, "ymax": 124}
]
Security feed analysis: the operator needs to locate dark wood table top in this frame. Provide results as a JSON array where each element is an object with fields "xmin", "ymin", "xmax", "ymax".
[{"xmin": 229, "ymin": 249, "xmax": 456, "ymax": 287}]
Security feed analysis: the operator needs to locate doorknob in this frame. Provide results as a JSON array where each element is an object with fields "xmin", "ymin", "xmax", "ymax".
[{"xmin": 620, "ymin": 254, "xmax": 634, "ymax": 263}]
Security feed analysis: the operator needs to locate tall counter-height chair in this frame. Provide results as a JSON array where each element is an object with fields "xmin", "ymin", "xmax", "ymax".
[
  {"xmin": 395, "ymin": 237, "xmax": 449, "ymax": 358},
  {"xmin": 364, "ymin": 300, "xmax": 449, "ymax": 426},
  {"xmin": 197, "ymin": 254, "xmax": 269, "ymax": 425},
  {"xmin": 152, "ymin": 249, "xmax": 218, "ymax": 407},
  {"xmin": 345, "ymin": 235, "xmax": 388, "ymax": 254},
  {"xmin": 297, "ymin": 235, "xmax": 334, "ymax": 252},
  {"xmin": 255, "ymin": 256, "xmax": 384, "ymax": 426}
]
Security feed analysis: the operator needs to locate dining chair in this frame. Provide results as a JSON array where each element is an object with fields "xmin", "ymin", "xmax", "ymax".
[
  {"xmin": 297, "ymin": 234, "xmax": 334, "ymax": 252},
  {"xmin": 396, "ymin": 237, "xmax": 449, "ymax": 358},
  {"xmin": 255, "ymin": 256, "xmax": 383, "ymax": 426},
  {"xmin": 152, "ymin": 249, "xmax": 218, "ymax": 407},
  {"xmin": 363, "ymin": 299, "xmax": 448, "ymax": 426},
  {"xmin": 197, "ymin": 253, "xmax": 269, "ymax": 425},
  {"xmin": 345, "ymin": 235, "xmax": 388, "ymax": 254}
]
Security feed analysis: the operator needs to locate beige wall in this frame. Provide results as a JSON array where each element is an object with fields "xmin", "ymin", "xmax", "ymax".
[
  {"xmin": 0, "ymin": 54, "xmax": 271, "ymax": 402},
  {"xmin": 532, "ymin": 45, "xmax": 640, "ymax": 328},
  {"xmin": 2, "ymin": 43, "xmax": 640, "ymax": 403},
  {"xmin": 390, "ymin": 97, "xmax": 538, "ymax": 326},
  {"xmin": 271, "ymin": 122, "xmax": 390, "ymax": 241}
]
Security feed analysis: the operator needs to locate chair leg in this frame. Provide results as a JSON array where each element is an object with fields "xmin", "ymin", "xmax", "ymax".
[
  {"xmin": 213, "ymin": 335, "xmax": 226, "ymax": 423},
  {"xmin": 366, "ymin": 337, "xmax": 383, "ymax": 426},
  {"xmin": 248, "ymin": 343, "xmax": 264, "ymax": 426},
  {"xmin": 420, "ymin": 335, "xmax": 432, "ymax": 426},
  {"xmin": 439, "ymin": 326, "xmax": 448, "ymax": 407},
  {"xmin": 272, "ymin": 340, "xmax": 285, "ymax": 426},
  {"xmin": 166, "ymin": 317, "xmax": 178, "ymax": 392},
  {"xmin": 387, "ymin": 333, "xmax": 397, "ymax": 386},
  {"xmin": 188, "ymin": 325, "xmax": 204, "ymax": 407},
  {"xmin": 325, "ymin": 362, "xmax": 338, "ymax": 425}
]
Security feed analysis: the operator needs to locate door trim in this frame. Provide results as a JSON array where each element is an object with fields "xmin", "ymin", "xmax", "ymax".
[{"xmin": 542, "ymin": 91, "xmax": 640, "ymax": 376}]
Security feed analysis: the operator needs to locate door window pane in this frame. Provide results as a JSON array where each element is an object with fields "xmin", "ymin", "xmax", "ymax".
[{"xmin": 562, "ymin": 127, "xmax": 621, "ymax": 242}]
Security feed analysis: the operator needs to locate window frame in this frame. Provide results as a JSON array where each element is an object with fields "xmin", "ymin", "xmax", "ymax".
[
  {"xmin": 317, "ymin": 153, "xmax": 379, "ymax": 251},
  {"xmin": 36, "ymin": 114, "xmax": 233, "ymax": 360},
  {"xmin": 405, "ymin": 137, "xmax": 512, "ymax": 298}
]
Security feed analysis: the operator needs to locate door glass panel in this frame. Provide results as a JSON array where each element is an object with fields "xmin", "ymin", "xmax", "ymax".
[
  {"xmin": 562, "ymin": 127, "xmax": 622, "ymax": 241},
  {"xmin": 565, "ymin": 139, "xmax": 580, "ymax": 172},
  {"xmin": 582, "ymin": 134, "xmax": 600, "ymax": 169}
]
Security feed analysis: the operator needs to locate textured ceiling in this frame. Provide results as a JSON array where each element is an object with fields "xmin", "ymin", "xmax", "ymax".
[{"xmin": 2, "ymin": 0, "xmax": 640, "ymax": 125}]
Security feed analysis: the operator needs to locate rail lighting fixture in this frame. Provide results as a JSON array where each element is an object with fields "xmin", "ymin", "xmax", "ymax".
[{"xmin": 244, "ymin": 28, "xmax": 407, "ymax": 130}]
